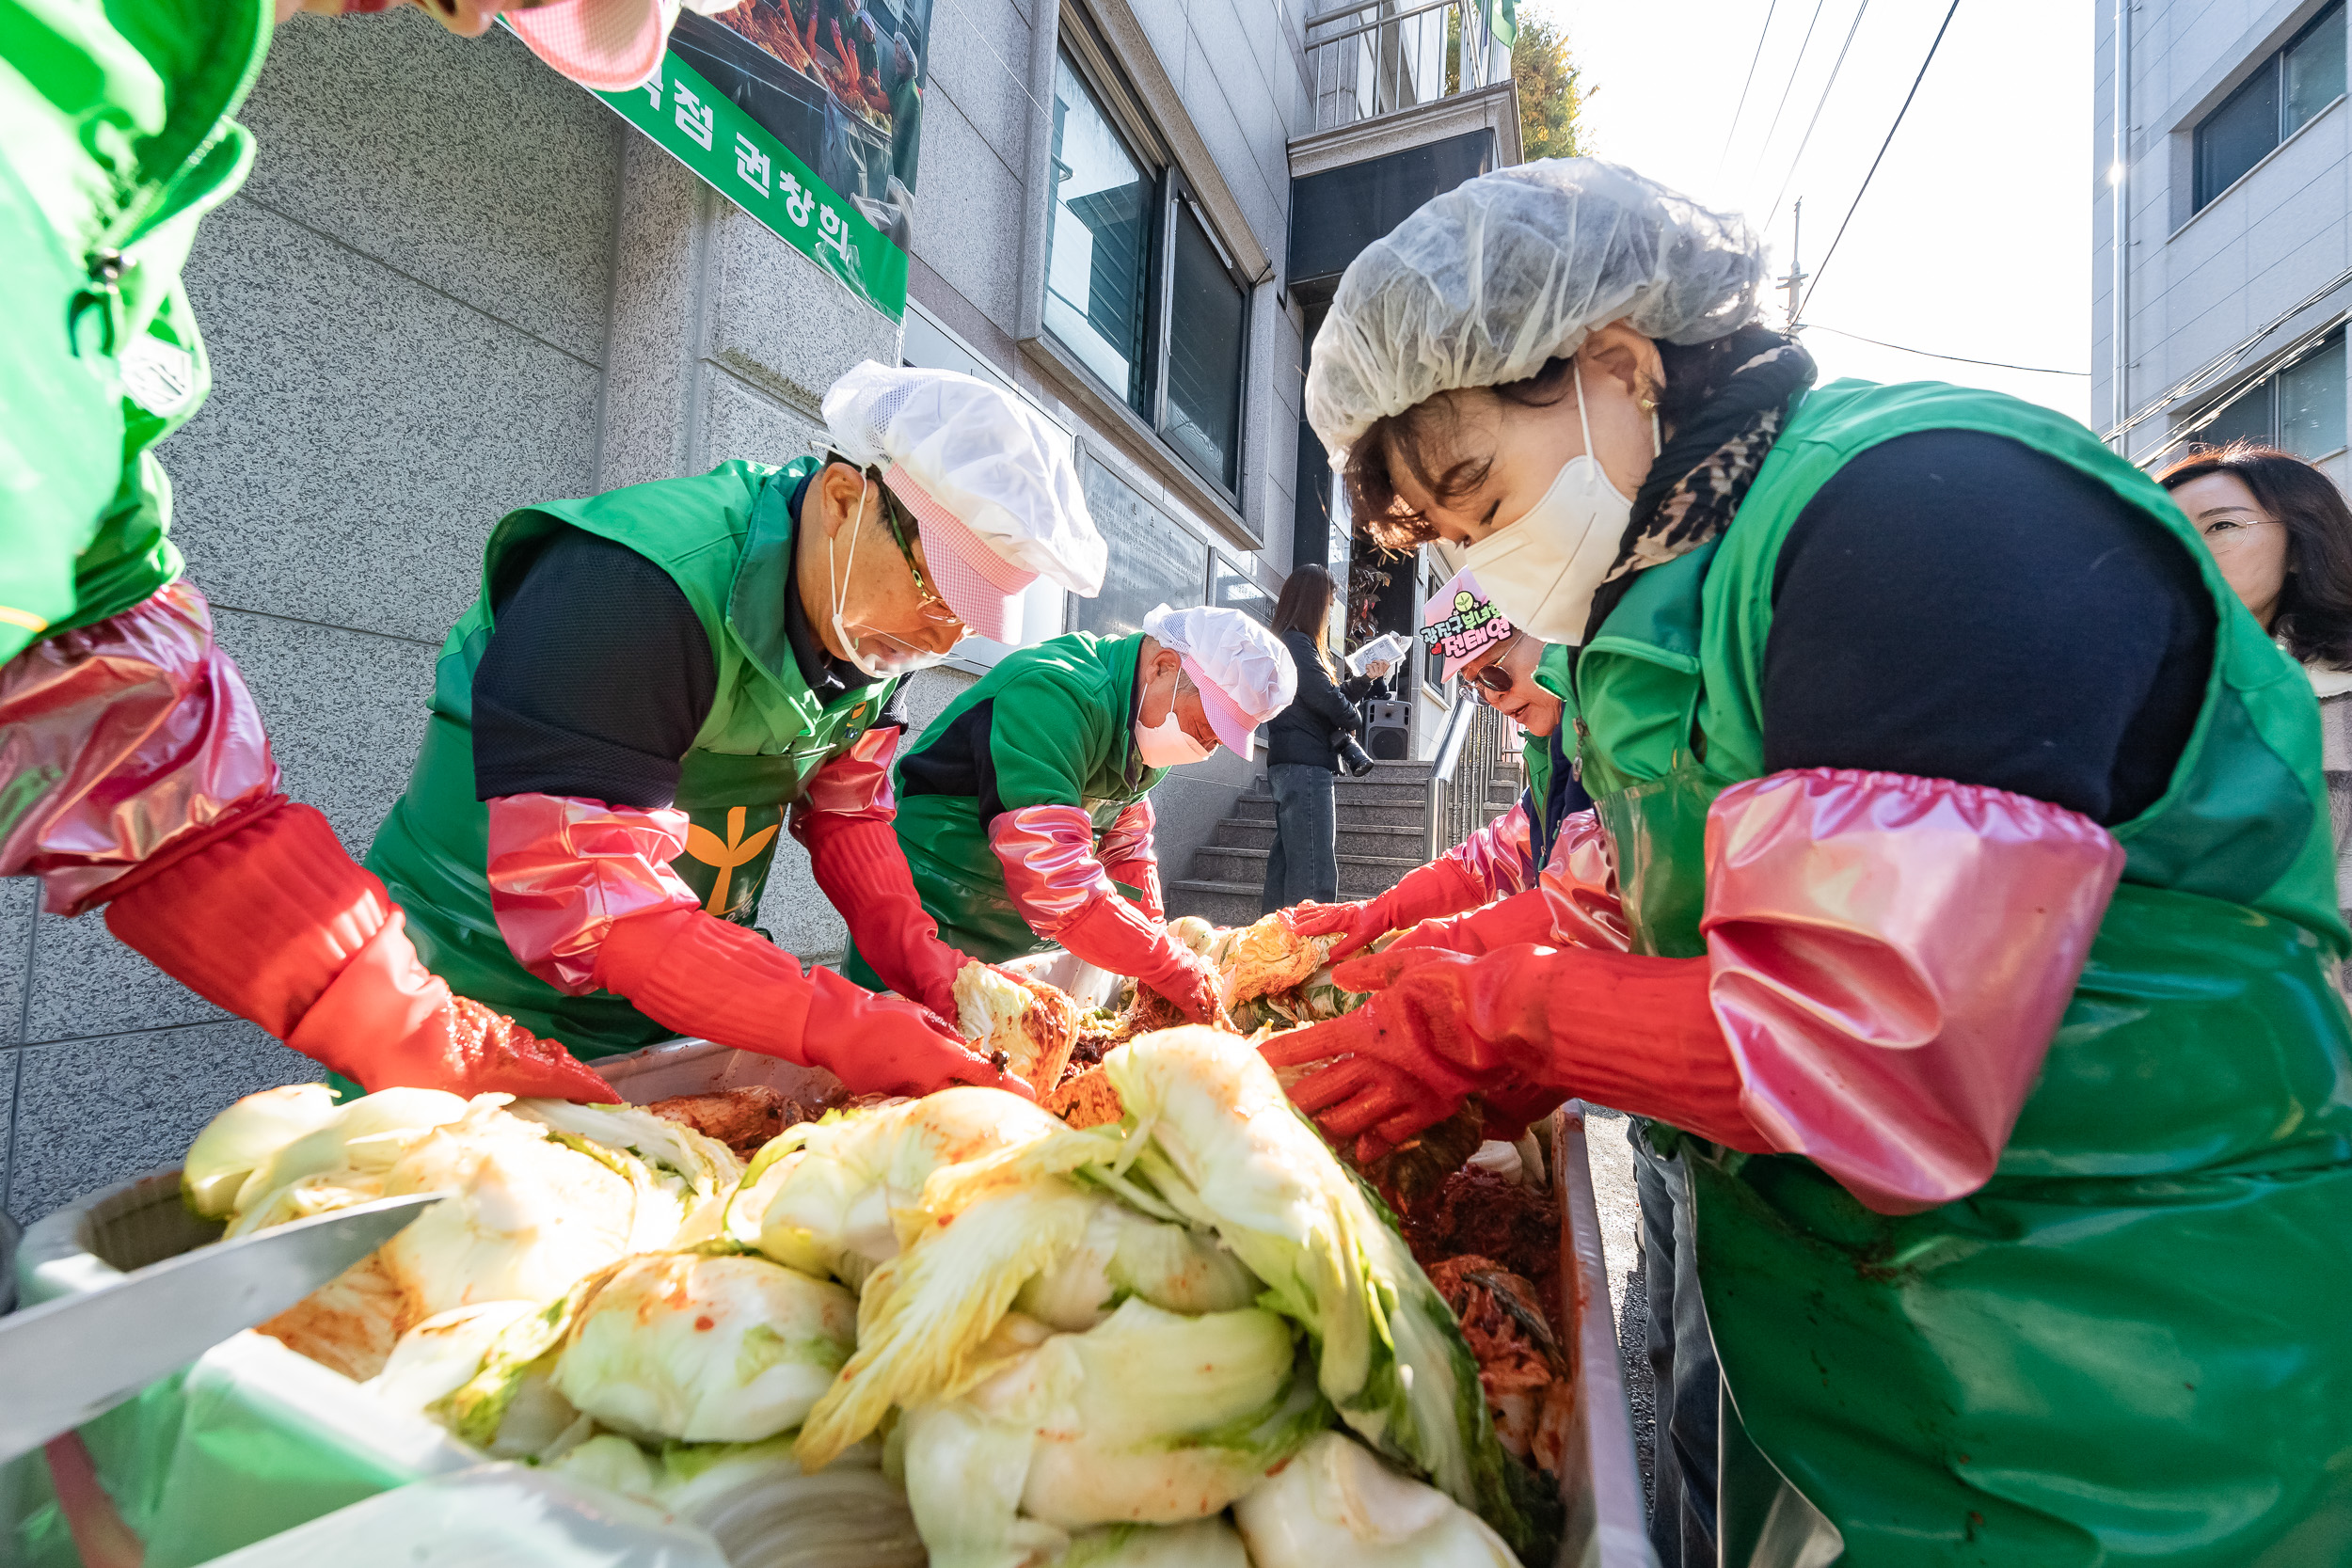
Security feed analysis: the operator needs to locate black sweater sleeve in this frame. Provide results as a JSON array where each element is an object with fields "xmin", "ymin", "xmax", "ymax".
[
  {"xmin": 472, "ymin": 528, "xmax": 720, "ymax": 807},
  {"xmin": 1285, "ymin": 630, "xmax": 1360, "ymax": 733},
  {"xmin": 1760, "ymin": 430, "xmax": 2214, "ymax": 826}
]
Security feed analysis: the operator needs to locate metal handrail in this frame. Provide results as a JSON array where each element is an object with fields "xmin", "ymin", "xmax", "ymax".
[
  {"xmin": 1305, "ymin": 0, "xmax": 1456, "ymax": 44},
  {"xmin": 1422, "ymin": 693, "xmax": 1514, "ymax": 862},
  {"xmin": 1304, "ymin": 0, "xmax": 1502, "ymax": 135}
]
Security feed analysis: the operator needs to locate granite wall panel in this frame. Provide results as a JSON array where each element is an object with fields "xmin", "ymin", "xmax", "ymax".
[
  {"xmin": 168, "ymin": 198, "xmax": 604, "ymax": 645},
  {"xmin": 238, "ymin": 10, "xmax": 619, "ymax": 363},
  {"xmin": 8, "ymin": 1022, "xmax": 315, "ymax": 1225}
]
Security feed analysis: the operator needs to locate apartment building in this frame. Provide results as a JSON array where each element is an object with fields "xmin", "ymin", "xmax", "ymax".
[{"xmin": 2097, "ymin": 0, "xmax": 2349, "ymax": 478}]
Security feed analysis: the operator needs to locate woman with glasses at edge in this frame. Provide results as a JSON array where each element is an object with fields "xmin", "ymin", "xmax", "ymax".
[
  {"xmin": 361, "ymin": 363, "xmax": 1107, "ymax": 1101},
  {"xmin": 2162, "ymin": 440, "xmax": 2352, "ymax": 968},
  {"xmin": 1292, "ymin": 570, "xmax": 1595, "ymax": 958}
]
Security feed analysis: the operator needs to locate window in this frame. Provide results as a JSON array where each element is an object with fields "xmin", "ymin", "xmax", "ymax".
[
  {"xmin": 1043, "ymin": 45, "xmax": 1252, "ymax": 498},
  {"xmin": 2195, "ymin": 4, "xmax": 2344, "ymax": 212},
  {"xmin": 1208, "ymin": 555, "xmax": 1275, "ymax": 626},
  {"xmin": 1045, "ymin": 55, "xmax": 1152, "ymax": 404},
  {"xmin": 2193, "ymin": 329, "xmax": 2347, "ymax": 460},
  {"xmin": 1164, "ymin": 206, "xmax": 1248, "ymax": 489},
  {"xmin": 1073, "ymin": 452, "xmax": 1211, "ymax": 638}
]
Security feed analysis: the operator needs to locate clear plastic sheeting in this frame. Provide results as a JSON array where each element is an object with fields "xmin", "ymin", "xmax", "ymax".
[
  {"xmin": 200, "ymin": 1465, "xmax": 729, "ymax": 1568},
  {"xmin": 1305, "ymin": 158, "xmax": 1769, "ymax": 457}
]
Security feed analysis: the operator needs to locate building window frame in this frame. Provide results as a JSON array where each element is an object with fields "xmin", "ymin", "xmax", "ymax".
[
  {"xmin": 1041, "ymin": 31, "xmax": 1253, "ymax": 508},
  {"xmin": 2192, "ymin": 1, "xmax": 2346, "ymax": 214},
  {"xmin": 2173, "ymin": 322, "xmax": 2350, "ymax": 463}
]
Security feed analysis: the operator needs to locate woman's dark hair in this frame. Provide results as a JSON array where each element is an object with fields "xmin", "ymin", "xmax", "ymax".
[
  {"xmin": 1270, "ymin": 564, "xmax": 1341, "ymax": 675},
  {"xmin": 1342, "ymin": 333, "xmax": 1758, "ymax": 549},
  {"xmin": 2157, "ymin": 441, "xmax": 2352, "ymax": 670}
]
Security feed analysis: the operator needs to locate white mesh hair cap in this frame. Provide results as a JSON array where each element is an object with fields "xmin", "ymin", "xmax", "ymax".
[
  {"xmin": 821, "ymin": 361, "xmax": 1108, "ymax": 595},
  {"xmin": 1304, "ymin": 158, "xmax": 1769, "ymax": 460}
]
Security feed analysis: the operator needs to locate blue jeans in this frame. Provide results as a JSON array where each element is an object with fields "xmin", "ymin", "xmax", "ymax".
[
  {"xmin": 1262, "ymin": 763, "xmax": 1337, "ymax": 911},
  {"xmin": 1633, "ymin": 1120, "xmax": 1721, "ymax": 1568}
]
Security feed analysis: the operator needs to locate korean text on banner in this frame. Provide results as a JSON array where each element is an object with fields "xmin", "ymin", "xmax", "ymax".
[{"xmin": 597, "ymin": 55, "xmax": 910, "ymax": 319}]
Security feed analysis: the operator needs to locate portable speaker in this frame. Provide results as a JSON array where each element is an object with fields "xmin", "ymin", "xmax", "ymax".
[{"xmin": 1363, "ymin": 699, "xmax": 1411, "ymax": 760}]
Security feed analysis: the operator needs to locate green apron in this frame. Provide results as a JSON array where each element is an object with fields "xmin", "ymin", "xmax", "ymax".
[
  {"xmin": 0, "ymin": 0, "xmax": 269, "ymax": 663},
  {"xmin": 847, "ymin": 630, "xmax": 1164, "ymax": 979},
  {"xmin": 366, "ymin": 459, "xmax": 898, "ymax": 1058},
  {"xmin": 1568, "ymin": 379, "xmax": 2352, "ymax": 1565}
]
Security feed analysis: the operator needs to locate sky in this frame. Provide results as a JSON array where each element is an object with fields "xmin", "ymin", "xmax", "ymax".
[{"xmin": 1544, "ymin": 0, "xmax": 2094, "ymax": 421}]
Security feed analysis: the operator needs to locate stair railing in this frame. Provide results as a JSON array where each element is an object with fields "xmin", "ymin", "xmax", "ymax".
[{"xmin": 1422, "ymin": 693, "xmax": 1515, "ymax": 861}]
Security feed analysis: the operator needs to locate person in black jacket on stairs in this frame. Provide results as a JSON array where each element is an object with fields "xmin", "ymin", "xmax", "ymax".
[{"xmin": 1262, "ymin": 565, "xmax": 1395, "ymax": 911}]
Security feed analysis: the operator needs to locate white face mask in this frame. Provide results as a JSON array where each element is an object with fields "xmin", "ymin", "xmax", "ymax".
[
  {"xmin": 1441, "ymin": 360, "xmax": 1661, "ymax": 645},
  {"xmin": 1135, "ymin": 675, "xmax": 1215, "ymax": 766},
  {"xmin": 828, "ymin": 479, "xmax": 949, "ymax": 681}
]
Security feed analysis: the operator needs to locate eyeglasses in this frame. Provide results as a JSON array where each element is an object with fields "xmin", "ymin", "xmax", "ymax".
[{"xmin": 871, "ymin": 475, "xmax": 968, "ymax": 634}]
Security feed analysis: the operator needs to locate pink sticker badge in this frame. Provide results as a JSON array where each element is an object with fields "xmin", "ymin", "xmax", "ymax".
[{"xmin": 1420, "ymin": 567, "xmax": 1516, "ymax": 682}]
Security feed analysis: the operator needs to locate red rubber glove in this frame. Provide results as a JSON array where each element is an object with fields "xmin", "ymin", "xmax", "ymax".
[
  {"xmin": 1289, "ymin": 857, "xmax": 1484, "ymax": 962},
  {"xmin": 1259, "ymin": 942, "xmax": 1771, "ymax": 1163},
  {"xmin": 801, "ymin": 813, "xmax": 963, "ymax": 1020},
  {"xmin": 1381, "ymin": 885, "xmax": 1559, "ymax": 958},
  {"xmin": 1095, "ymin": 799, "xmax": 1167, "ymax": 922},
  {"xmin": 595, "ymin": 905, "xmax": 1032, "ymax": 1100},
  {"xmin": 1057, "ymin": 892, "xmax": 1227, "ymax": 1026},
  {"xmin": 103, "ymin": 802, "xmax": 613, "ymax": 1101}
]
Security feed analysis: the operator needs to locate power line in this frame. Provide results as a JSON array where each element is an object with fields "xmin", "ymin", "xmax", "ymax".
[
  {"xmin": 1799, "ymin": 0, "xmax": 1962, "ymax": 317},
  {"xmin": 1762, "ymin": 0, "xmax": 1869, "ymax": 234},
  {"xmin": 1748, "ymin": 0, "xmax": 1830, "ymax": 179},
  {"xmin": 1802, "ymin": 321, "xmax": 2089, "ymax": 375},
  {"xmin": 1716, "ymin": 0, "xmax": 1782, "ymax": 170}
]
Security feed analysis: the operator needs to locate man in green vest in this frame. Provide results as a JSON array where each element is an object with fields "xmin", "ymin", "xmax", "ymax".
[
  {"xmin": 0, "ymin": 0, "xmax": 703, "ymax": 1105},
  {"xmin": 1292, "ymin": 568, "xmax": 1597, "ymax": 958},
  {"xmin": 1269, "ymin": 159, "xmax": 2352, "ymax": 1564},
  {"xmin": 366, "ymin": 361, "xmax": 1109, "ymax": 1096},
  {"xmin": 848, "ymin": 604, "xmax": 1295, "ymax": 1022}
]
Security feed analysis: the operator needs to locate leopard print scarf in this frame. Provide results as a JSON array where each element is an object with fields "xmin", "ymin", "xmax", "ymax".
[{"xmin": 1581, "ymin": 327, "xmax": 1817, "ymax": 642}]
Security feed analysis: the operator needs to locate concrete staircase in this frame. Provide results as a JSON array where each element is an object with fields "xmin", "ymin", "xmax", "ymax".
[{"xmin": 1166, "ymin": 755, "xmax": 1524, "ymax": 927}]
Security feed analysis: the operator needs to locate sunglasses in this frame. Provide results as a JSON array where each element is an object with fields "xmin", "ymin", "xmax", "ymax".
[{"xmin": 1465, "ymin": 634, "xmax": 1526, "ymax": 698}]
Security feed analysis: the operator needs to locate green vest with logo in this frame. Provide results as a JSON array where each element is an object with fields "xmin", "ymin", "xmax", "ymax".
[
  {"xmin": 1568, "ymin": 380, "xmax": 2352, "ymax": 1564},
  {"xmin": 367, "ymin": 459, "xmax": 897, "ymax": 1058},
  {"xmin": 855, "ymin": 631, "xmax": 1164, "ymax": 971}
]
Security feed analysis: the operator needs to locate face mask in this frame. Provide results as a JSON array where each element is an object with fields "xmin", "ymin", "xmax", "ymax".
[
  {"xmin": 1135, "ymin": 676, "xmax": 1214, "ymax": 766},
  {"xmin": 828, "ymin": 480, "xmax": 950, "ymax": 681},
  {"xmin": 1443, "ymin": 360, "xmax": 1661, "ymax": 645}
]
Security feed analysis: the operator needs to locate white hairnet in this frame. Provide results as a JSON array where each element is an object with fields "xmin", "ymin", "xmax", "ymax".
[
  {"xmin": 1141, "ymin": 604, "xmax": 1296, "ymax": 760},
  {"xmin": 823, "ymin": 361, "xmax": 1108, "ymax": 597},
  {"xmin": 1305, "ymin": 158, "xmax": 1768, "ymax": 459}
]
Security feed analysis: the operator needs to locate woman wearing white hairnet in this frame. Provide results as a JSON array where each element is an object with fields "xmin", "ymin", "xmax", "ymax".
[{"xmin": 1264, "ymin": 158, "xmax": 2352, "ymax": 1566}]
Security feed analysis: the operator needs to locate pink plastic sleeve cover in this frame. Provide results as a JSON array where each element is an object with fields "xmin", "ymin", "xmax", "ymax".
[
  {"xmin": 790, "ymin": 724, "xmax": 901, "ymax": 836},
  {"xmin": 1439, "ymin": 796, "xmax": 1536, "ymax": 901},
  {"xmin": 485, "ymin": 793, "xmax": 700, "ymax": 994},
  {"xmin": 1095, "ymin": 798, "xmax": 1165, "ymax": 920},
  {"xmin": 1701, "ymin": 768, "xmax": 2123, "ymax": 1214},
  {"xmin": 0, "ymin": 581, "xmax": 281, "ymax": 915},
  {"xmin": 990, "ymin": 802, "xmax": 1119, "ymax": 940},
  {"xmin": 1534, "ymin": 808, "xmax": 1631, "ymax": 953}
]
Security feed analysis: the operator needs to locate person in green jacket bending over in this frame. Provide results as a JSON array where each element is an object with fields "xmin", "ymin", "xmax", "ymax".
[
  {"xmin": 1268, "ymin": 158, "xmax": 2352, "ymax": 1565},
  {"xmin": 0, "ymin": 0, "xmax": 704, "ymax": 1107},
  {"xmin": 367, "ymin": 362, "xmax": 1107, "ymax": 1098},
  {"xmin": 850, "ymin": 605, "xmax": 1295, "ymax": 1022}
]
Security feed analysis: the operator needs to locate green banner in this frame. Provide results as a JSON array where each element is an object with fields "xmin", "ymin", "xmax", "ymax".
[{"xmin": 597, "ymin": 54, "xmax": 908, "ymax": 320}]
